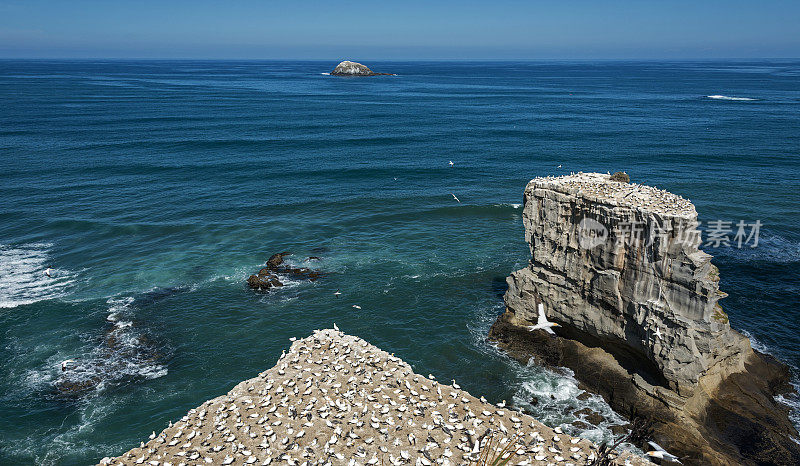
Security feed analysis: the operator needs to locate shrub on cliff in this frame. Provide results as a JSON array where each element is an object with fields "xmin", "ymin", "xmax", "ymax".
[{"xmin": 610, "ymin": 171, "xmax": 630, "ymax": 183}]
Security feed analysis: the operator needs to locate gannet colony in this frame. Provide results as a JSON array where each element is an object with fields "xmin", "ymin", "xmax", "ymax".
[{"xmin": 100, "ymin": 329, "xmax": 644, "ymax": 465}]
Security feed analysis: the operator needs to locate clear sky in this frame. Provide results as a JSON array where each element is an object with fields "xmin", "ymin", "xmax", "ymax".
[{"xmin": 1, "ymin": 0, "xmax": 799, "ymax": 59}]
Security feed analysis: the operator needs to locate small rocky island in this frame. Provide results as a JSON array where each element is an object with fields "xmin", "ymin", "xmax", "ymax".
[
  {"xmin": 99, "ymin": 329, "xmax": 644, "ymax": 465},
  {"xmin": 329, "ymin": 60, "xmax": 392, "ymax": 76},
  {"xmin": 247, "ymin": 252, "xmax": 322, "ymax": 290},
  {"xmin": 489, "ymin": 172, "xmax": 800, "ymax": 465}
]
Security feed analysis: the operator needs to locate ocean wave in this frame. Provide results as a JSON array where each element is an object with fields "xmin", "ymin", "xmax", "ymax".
[
  {"xmin": 713, "ymin": 234, "xmax": 800, "ymax": 264},
  {"xmin": 48, "ymin": 296, "xmax": 168, "ymax": 399},
  {"xmin": 741, "ymin": 329, "xmax": 800, "ymax": 431},
  {"xmin": 468, "ymin": 302, "xmax": 633, "ymax": 449},
  {"xmin": 707, "ymin": 95, "xmax": 757, "ymax": 101},
  {"xmin": 0, "ymin": 243, "xmax": 76, "ymax": 308}
]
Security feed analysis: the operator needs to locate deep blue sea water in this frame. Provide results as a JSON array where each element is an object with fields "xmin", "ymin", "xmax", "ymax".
[{"xmin": 0, "ymin": 60, "xmax": 798, "ymax": 464}]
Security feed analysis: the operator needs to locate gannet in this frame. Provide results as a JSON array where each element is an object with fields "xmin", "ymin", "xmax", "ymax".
[
  {"xmin": 333, "ymin": 323, "xmax": 339, "ymax": 332},
  {"xmin": 352, "ymin": 305, "xmax": 361, "ymax": 310},
  {"xmin": 60, "ymin": 359, "xmax": 75, "ymax": 371},
  {"xmin": 450, "ymin": 193, "xmax": 460, "ymax": 203},
  {"xmin": 45, "ymin": 267, "xmax": 53, "ymax": 278},
  {"xmin": 334, "ymin": 289, "xmax": 341, "ymax": 297},
  {"xmin": 654, "ymin": 327, "xmax": 663, "ymax": 340},
  {"xmin": 557, "ymin": 165, "xmax": 562, "ymax": 168},
  {"xmin": 527, "ymin": 303, "xmax": 560, "ymax": 335},
  {"xmin": 646, "ymin": 441, "xmax": 682, "ymax": 464},
  {"xmin": 448, "ymin": 161, "xmax": 454, "ymax": 167}
]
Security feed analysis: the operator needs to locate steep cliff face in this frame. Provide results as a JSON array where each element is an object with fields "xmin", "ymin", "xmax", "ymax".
[
  {"xmin": 490, "ymin": 173, "xmax": 800, "ymax": 465},
  {"xmin": 505, "ymin": 172, "xmax": 748, "ymax": 394}
]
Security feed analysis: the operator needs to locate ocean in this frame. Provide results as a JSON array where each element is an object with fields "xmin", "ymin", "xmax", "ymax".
[{"xmin": 0, "ymin": 60, "xmax": 798, "ymax": 464}]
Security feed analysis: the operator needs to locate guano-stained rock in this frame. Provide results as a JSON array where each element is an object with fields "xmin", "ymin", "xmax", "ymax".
[{"xmin": 489, "ymin": 172, "xmax": 800, "ymax": 465}]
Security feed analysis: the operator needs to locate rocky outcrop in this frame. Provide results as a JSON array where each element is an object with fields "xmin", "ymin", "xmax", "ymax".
[
  {"xmin": 99, "ymin": 330, "xmax": 646, "ymax": 465},
  {"xmin": 489, "ymin": 172, "xmax": 800, "ymax": 465},
  {"xmin": 329, "ymin": 60, "xmax": 392, "ymax": 76},
  {"xmin": 247, "ymin": 252, "xmax": 322, "ymax": 290}
]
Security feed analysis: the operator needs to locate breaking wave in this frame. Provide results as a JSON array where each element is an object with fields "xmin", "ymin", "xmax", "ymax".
[
  {"xmin": 49, "ymin": 296, "xmax": 168, "ymax": 399},
  {"xmin": 0, "ymin": 243, "xmax": 76, "ymax": 308},
  {"xmin": 707, "ymin": 95, "xmax": 757, "ymax": 101}
]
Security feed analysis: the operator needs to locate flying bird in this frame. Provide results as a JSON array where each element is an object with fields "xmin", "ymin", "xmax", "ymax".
[
  {"xmin": 45, "ymin": 266, "xmax": 53, "ymax": 278},
  {"xmin": 646, "ymin": 442, "xmax": 683, "ymax": 464},
  {"xmin": 527, "ymin": 303, "xmax": 560, "ymax": 335},
  {"xmin": 60, "ymin": 359, "xmax": 75, "ymax": 372},
  {"xmin": 450, "ymin": 193, "xmax": 460, "ymax": 203},
  {"xmin": 654, "ymin": 327, "xmax": 663, "ymax": 340},
  {"xmin": 334, "ymin": 289, "xmax": 341, "ymax": 297},
  {"xmin": 448, "ymin": 161, "xmax": 454, "ymax": 167},
  {"xmin": 352, "ymin": 305, "xmax": 361, "ymax": 310},
  {"xmin": 557, "ymin": 165, "xmax": 562, "ymax": 168}
]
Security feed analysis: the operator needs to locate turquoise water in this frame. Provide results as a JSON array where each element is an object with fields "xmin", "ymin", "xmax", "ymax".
[{"xmin": 1, "ymin": 60, "xmax": 799, "ymax": 464}]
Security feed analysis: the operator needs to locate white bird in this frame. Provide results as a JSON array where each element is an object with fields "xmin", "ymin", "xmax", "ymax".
[
  {"xmin": 527, "ymin": 303, "xmax": 560, "ymax": 335},
  {"xmin": 44, "ymin": 267, "xmax": 53, "ymax": 278},
  {"xmin": 450, "ymin": 193, "xmax": 460, "ymax": 203},
  {"xmin": 646, "ymin": 441, "xmax": 682, "ymax": 464},
  {"xmin": 352, "ymin": 305, "xmax": 361, "ymax": 310},
  {"xmin": 60, "ymin": 359, "xmax": 75, "ymax": 372},
  {"xmin": 654, "ymin": 327, "xmax": 663, "ymax": 340},
  {"xmin": 448, "ymin": 161, "xmax": 454, "ymax": 167},
  {"xmin": 333, "ymin": 323, "xmax": 340, "ymax": 332},
  {"xmin": 452, "ymin": 380, "xmax": 461, "ymax": 390},
  {"xmin": 557, "ymin": 165, "xmax": 562, "ymax": 168},
  {"xmin": 334, "ymin": 290, "xmax": 341, "ymax": 297}
]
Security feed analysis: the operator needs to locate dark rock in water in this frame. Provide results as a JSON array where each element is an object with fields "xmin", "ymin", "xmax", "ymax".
[
  {"xmin": 266, "ymin": 252, "xmax": 291, "ymax": 270},
  {"xmin": 609, "ymin": 424, "xmax": 630, "ymax": 436},
  {"xmin": 571, "ymin": 420, "xmax": 592, "ymax": 431},
  {"xmin": 306, "ymin": 256, "xmax": 321, "ymax": 261},
  {"xmin": 576, "ymin": 391, "xmax": 592, "ymax": 401},
  {"xmin": 247, "ymin": 252, "xmax": 322, "ymax": 290},
  {"xmin": 247, "ymin": 274, "xmax": 271, "ymax": 290},
  {"xmin": 330, "ymin": 61, "xmax": 392, "ymax": 76},
  {"xmin": 575, "ymin": 407, "xmax": 606, "ymax": 426},
  {"xmin": 529, "ymin": 395, "xmax": 539, "ymax": 406}
]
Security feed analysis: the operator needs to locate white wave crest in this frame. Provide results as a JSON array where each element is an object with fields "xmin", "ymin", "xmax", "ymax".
[
  {"xmin": 707, "ymin": 95, "xmax": 756, "ymax": 101},
  {"xmin": 0, "ymin": 243, "xmax": 76, "ymax": 308}
]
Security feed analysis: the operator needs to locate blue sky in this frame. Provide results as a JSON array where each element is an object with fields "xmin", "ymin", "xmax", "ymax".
[{"xmin": 1, "ymin": 0, "xmax": 798, "ymax": 59}]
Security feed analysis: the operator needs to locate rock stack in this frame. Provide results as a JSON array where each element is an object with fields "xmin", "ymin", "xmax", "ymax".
[
  {"xmin": 489, "ymin": 172, "xmax": 800, "ymax": 465},
  {"xmin": 329, "ymin": 61, "xmax": 392, "ymax": 76},
  {"xmin": 99, "ymin": 330, "xmax": 644, "ymax": 465}
]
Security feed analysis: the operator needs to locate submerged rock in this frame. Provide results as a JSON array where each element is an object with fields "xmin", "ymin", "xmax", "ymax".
[
  {"xmin": 329, "ymin": 60, "xmax": 392, "ymax": 76},
  {"xmin": 489, "ymin": 172, "xmax": 800, "ymax": 465}
]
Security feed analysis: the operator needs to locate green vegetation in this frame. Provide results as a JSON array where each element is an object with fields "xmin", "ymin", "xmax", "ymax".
[{"xmin": 712, "ymin": 304, "xmax": 729, "ymax": 324}]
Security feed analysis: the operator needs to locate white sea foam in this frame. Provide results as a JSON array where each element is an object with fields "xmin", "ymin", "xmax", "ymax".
[
  {"xmin": 469, "ymin": 302, "xmax": 632, "ymax": 449},
  {"xmin": 0, "ymin": 243, "xmax": 75, "ymax": 308},
  {"xmin": 707, "ymin": 94, "xmax": 757, "ymax": 101}
]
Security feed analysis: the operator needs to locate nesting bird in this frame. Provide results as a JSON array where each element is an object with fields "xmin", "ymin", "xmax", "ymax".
[{"xmin": 101, "ymin": 328, "xmax": 646, "ymax": 466}]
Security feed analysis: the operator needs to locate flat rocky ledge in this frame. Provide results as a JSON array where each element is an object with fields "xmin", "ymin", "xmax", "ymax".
[
  {"xmin": 531, "ymin": 173, "xmax": 696, "ymax": 217},
  {"xmin": 100, "ymin": 329, "xmax": 645, "ymax": 465}
]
